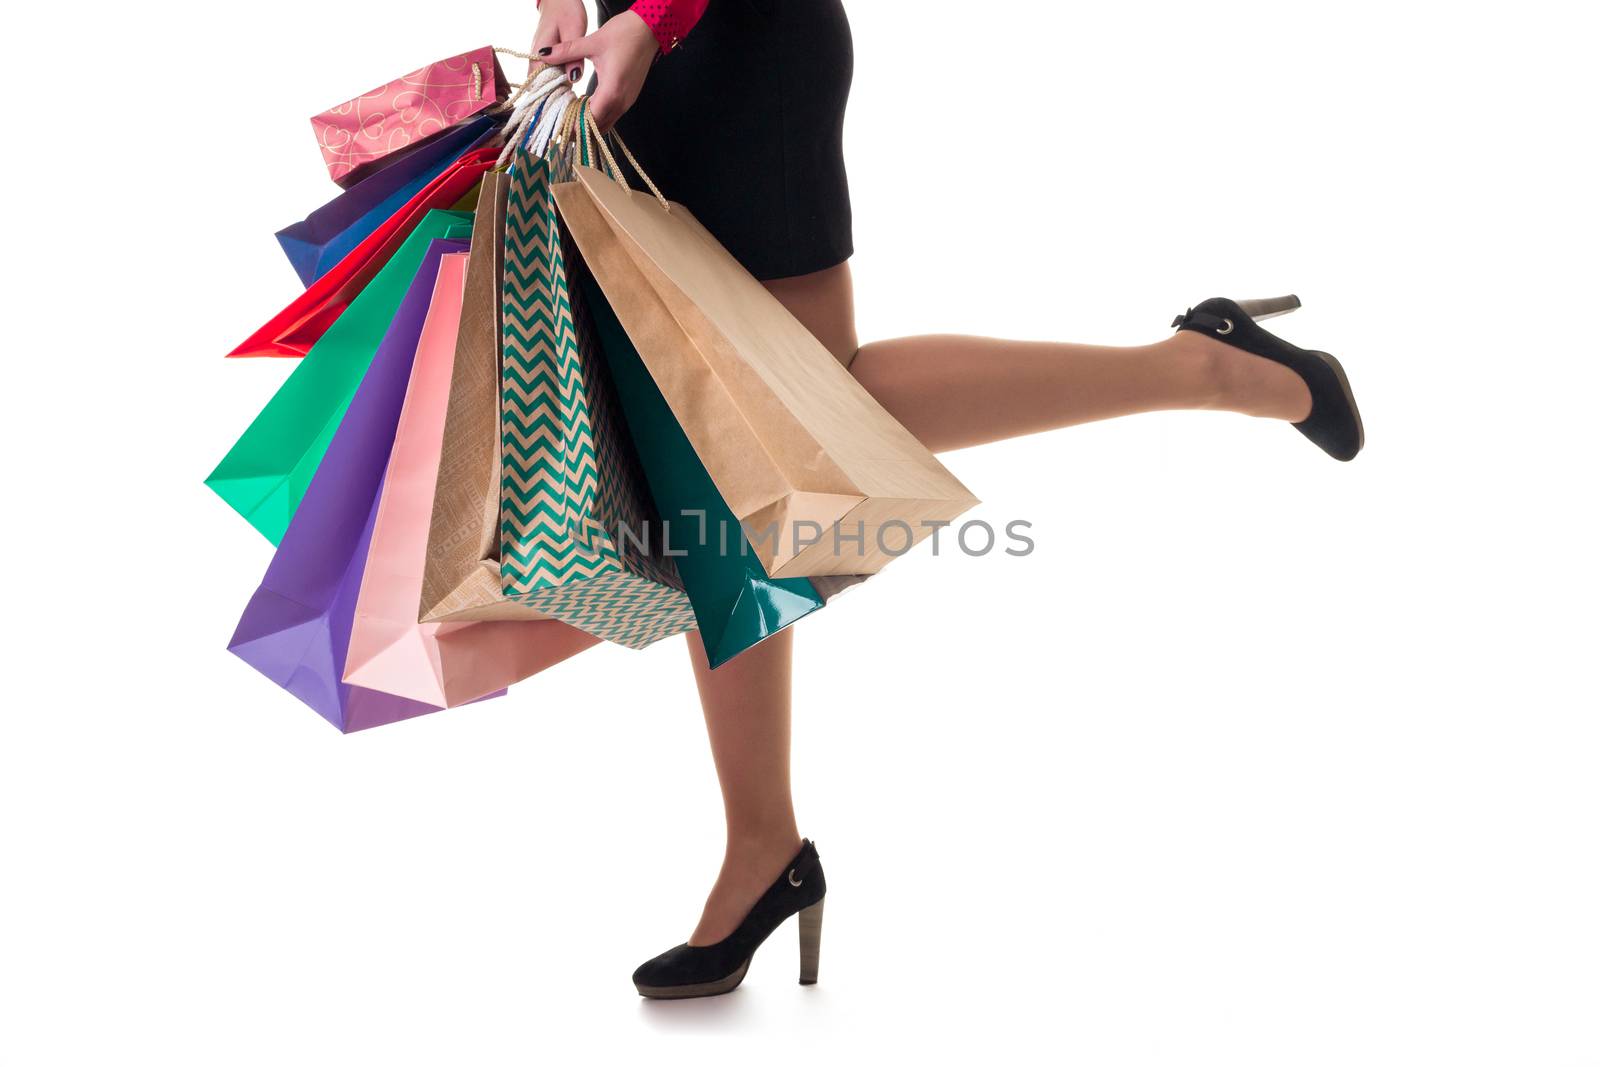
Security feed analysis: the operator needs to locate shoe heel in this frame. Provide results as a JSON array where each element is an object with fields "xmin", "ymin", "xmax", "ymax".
[
  {"xmin": 797, "ymin": 899, "xmax": 824, "ymax": 985},
  {"xmin": 1235, "ymin": 294, "xmax": 1302, "ymax": 321}
]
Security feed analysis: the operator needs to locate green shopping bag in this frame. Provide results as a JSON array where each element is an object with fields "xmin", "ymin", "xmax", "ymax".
[
  {"xmin": 207, "ymin": 209, "xmax": 475, "ymax": 543},
  {"xmin": 496, "ymin": 154, "xmax": 694, "ymax": 649},
  {"xmin": 580, "ymin": 274, "xmax": 833, "ymax": 668}
]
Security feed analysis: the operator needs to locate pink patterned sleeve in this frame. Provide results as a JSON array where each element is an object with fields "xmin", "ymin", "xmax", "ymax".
[{"xmin": 629, "ymin": 0, "xmax": 710, "ymax": 54}]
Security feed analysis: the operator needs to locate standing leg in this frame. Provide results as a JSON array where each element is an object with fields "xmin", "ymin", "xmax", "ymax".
[
  {"xmin": 671, "ymin": 268, "xmax": 857, "ymax": 947},
  {"xmin": 683, "ymin": 627, "xmax": 802, "ymax": 945}
]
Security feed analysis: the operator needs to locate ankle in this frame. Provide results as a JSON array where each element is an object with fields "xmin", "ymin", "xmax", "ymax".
[
  {"xmin": 689, "ymin": 828, "xmax": 804, "ymax": 946},
  {"xmin": 1158, "ymin": 331, "xmax": 1231, "ymax": 411},
  {"xmin": 1166, "ymin": 330, "xmax": 1311, "ymax": 420},
  {"xmin": 723, "ymin": 826, "xmax": 803, "ymax": 867}
]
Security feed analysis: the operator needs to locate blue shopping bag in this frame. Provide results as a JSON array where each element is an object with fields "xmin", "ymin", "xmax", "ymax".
[{"xmin": 275, "ymin": 114, "xmax": 497, "ymax": 286}]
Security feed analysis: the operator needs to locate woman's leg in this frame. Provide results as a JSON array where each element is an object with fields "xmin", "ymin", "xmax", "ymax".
[
  {"xmin": 681, "ymin": 260, "xmax": 1310, "ymax": 943},
  {"xmin": 683, "ymin": 627, "xmax": 802, "ymax": 945},
  {"xmin": 777, "ymin": 262, "xmax": 1311, "ymax": 452}
]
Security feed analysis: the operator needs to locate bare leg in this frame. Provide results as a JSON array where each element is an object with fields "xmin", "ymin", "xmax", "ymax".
[
  {"xmin": 852, "ymin": 331, "xmax": 1309, "ymax": 453},
  {"xmin": 684, "ymin": 628, "xmax": 802, "ymax": 945},
  {"xmin": 761, "ymin": 262, "xmax": 862, "ymax": 367},
  {"xmin": 680, "ymin": 260, "xmax": 1309, "ymax": 943},
  {"xmin": 766, "ymin": 262, "xmax": 1311, "ymax": 451}
]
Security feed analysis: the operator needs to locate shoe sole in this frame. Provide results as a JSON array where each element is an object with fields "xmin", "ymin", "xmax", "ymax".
[
  {"xmin": 635, "ymin": 957, "xmax": 753, "ymax": 999},
  {"xmin": 1311, "ymin": 348, "xmax": 1365, "ymax": 458}
]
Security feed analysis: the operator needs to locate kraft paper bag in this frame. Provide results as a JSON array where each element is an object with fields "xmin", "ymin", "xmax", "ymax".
[
  {"xmin": 495, "ymin": 154, "xmax": 694, "ymax": 649},
  {"xmin": 278, "ymin": 115, "xmax": 496, "ymax": 287},
  {"xmin": 345, "ymin": 251, "xmax": 598, "ymax": 705},
  {"xmin": 312, "ymin": 46, "xmax": 509, "ymax": 186},
  {"xmin": 229, "ymin": 238, "xmax": 498, "ymax": 732},
  {"xmin": 554, "ymin": 166, "xmax": 979, "ymax": 579},
  {"xmin": 584, "ymin": 273, "xmax": 872, "ymax": 668},
  {"xmin": 208, "ymin": 210, "xmax": 474, "ymax": 544},
  {"xmin": 419, "ymin": 174, "xmax": 558, "ymax": 623}
]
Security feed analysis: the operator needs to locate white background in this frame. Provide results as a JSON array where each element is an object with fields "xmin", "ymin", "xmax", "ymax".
[{"xmin": 4, "ymin": 1, "xmax": 1597, "ymax": 1063}]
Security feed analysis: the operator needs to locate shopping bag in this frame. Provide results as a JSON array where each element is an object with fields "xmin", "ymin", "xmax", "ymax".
[
  {"xmin": 313, "ymin": 46, "xmax": 509, "ymax": 187},
  {"xmin": 584, "ymin": 273, "xmax": 863, "ymax": 668},
  {"xmin": 344, "ymin": 250, "xmax": 599, "ymax": 705},
  {"xmin": 420, "ymin": 174, "xmax": 551, "ymax": 622},
  {"xmin": 208, "ymin": 210, "xmax": 474, "ymax": 543},
  {"xmin": 278, "ymin": 114, "xmax": 497, "ymax": 287},
  {"xmin": 495, "ymin": 154, "xmax": 695, "ymax": 649},
  {"xmin": 229, "ymin": 238, "xmax": 487, "ymax": 732},
  {"xmin": 230, "ymin": 143, "xmax": 498, "ymax": 358},
  {"xmin": 554, "ymin": 165, "xmax": 979, "ymax": 579}
]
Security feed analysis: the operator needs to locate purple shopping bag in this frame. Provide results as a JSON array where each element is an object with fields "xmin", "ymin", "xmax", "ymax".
[{"xmin": 228, "ymin": 237, "xmax": 488, "ymax": 732}]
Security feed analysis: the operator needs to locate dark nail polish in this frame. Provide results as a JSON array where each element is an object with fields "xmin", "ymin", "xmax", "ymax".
[
  {"xmin": 537, "ymin": 46, "xmax": 553, "ymax": 56},
  {"xmin": 570, "ymin": 67, "xmax": 581, "ymax": 81}
]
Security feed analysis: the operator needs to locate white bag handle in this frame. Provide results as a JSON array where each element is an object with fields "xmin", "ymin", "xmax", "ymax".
[{"xmin": 491, "ymin": 56, "xmax": 671, "ymax": 211}]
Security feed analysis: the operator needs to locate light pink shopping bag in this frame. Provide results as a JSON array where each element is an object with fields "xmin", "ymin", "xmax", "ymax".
[
  {"xmin": 344, "ymin": 252, "xmax": 598, "ymax": 706},
  {"xmin": 313, "ymin": 46, "xmax": 509, "ymax": 186}
]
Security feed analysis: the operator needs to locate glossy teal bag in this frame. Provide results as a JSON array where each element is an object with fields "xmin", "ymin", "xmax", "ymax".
[{"xmin": 582, "ymin": 276, "xmax": 858, "ymax": 668}]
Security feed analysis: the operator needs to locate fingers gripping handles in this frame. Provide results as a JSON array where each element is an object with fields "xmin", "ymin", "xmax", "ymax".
[{"xmin": 493, "ymin": 55, "xmax": 669, "ymax": 211}]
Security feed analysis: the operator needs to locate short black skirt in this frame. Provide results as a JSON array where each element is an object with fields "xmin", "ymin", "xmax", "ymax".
[{"xmin": 595, "ymin": 0, "xmax": 854, "ymax": 281}]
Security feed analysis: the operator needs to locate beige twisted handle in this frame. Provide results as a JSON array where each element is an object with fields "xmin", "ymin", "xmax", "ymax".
[
  {"xmin": 572, "ymin": 100, "xmax": 670, "ymax": 209},
  {"xmin": 491, "ymin": 47, "xmax": 553, "ymax": 110}
]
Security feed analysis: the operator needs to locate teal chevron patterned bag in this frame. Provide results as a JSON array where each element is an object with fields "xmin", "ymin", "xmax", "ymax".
[{"xmin": 495, "ymin": 150, "xmax": 694, "ymax": 649}]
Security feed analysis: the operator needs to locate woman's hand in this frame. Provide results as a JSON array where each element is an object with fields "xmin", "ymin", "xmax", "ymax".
[
  {"xmin": 532, "ymin": 0, "xmax": 589, "ymax": 83},
  {"xmin": 539, "ymin": 10, "xmax": 660, "ymax": 129}
]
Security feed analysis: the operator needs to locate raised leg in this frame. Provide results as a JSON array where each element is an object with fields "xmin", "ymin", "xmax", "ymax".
[
  {"xmin": 765, "ymin": 262, "xmax": 1310, "ymax": 452},
  {"xmin": 851, "ymin": 330, "xmax": 1310, "ymax": 453}
]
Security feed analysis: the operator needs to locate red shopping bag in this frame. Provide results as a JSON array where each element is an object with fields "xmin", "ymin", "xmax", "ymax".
[{"xmin": 228, "ymin": 142, "xmax": 500, "ymax": 358}]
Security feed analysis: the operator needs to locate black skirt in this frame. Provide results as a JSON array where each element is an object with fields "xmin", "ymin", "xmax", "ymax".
[{"xmin": 595, "ymin": 0, "xmax": 854, "ymax": 281}]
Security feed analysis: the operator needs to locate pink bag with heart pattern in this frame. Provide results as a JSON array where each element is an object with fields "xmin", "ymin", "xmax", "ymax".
[{"xmin": 312, "ymin": 46, "xmax": 509, "ymax": 186}]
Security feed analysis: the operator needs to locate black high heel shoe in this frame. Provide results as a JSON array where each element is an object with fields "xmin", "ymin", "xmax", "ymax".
[
  {"xmin": 1171, "ymin": 295, "xmax": 1364, "ymax": 461},
  {"xmin": 632, "ymin": 840, "xmax": 827, "ymax": 999}
]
